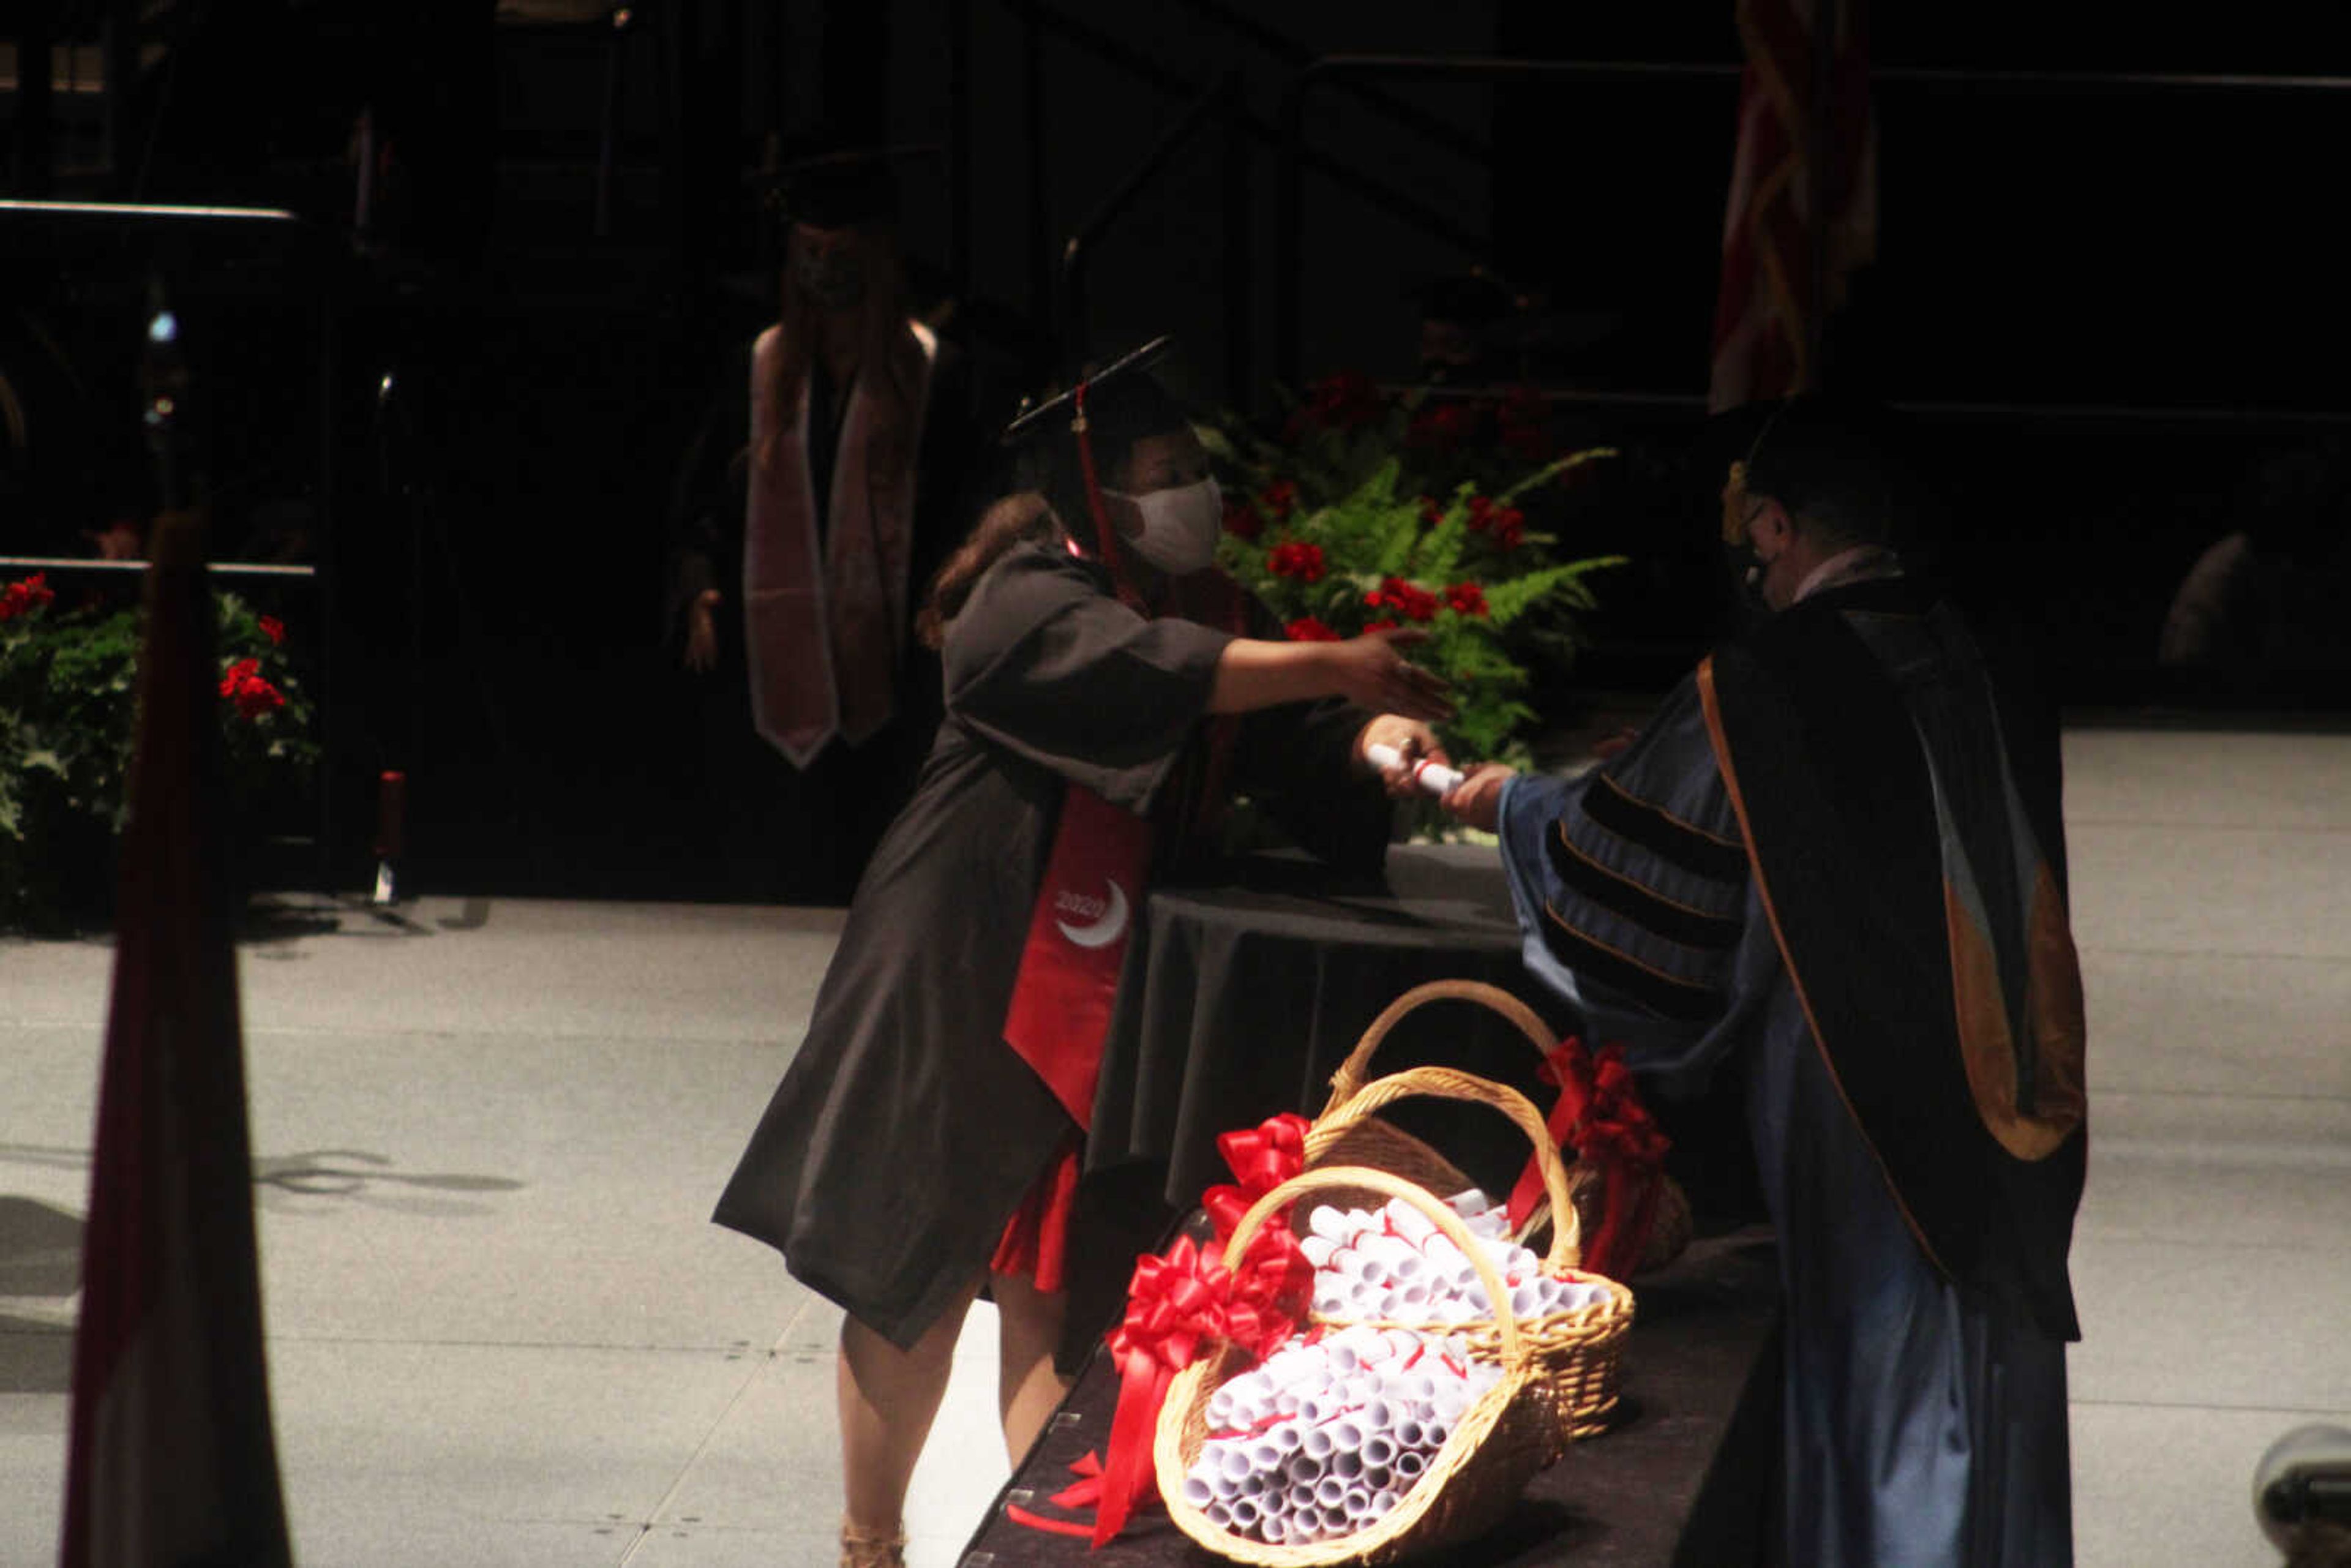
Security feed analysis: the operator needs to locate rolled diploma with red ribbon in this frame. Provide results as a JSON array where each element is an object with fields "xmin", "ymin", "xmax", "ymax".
[{"xmin": 1365, "ymin": 741, "xmax": 1467, "ymax": 797}]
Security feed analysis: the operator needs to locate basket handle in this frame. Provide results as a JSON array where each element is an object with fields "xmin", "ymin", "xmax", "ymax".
[
  {"xmin": 1323, "ymin": 980, "xmax": 1561, "ymax": 1114},
  {"xmin": 1221, "ymin": 1165, "xmax": 1528, "ymax": 1365},
  {"xmin": 1307, "ymin": 1064, "xmax": 1581, "ymax": 1273}
]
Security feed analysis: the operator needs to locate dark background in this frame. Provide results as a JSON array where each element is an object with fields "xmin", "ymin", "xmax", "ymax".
[{"xmin": 4, "ymin": 1, "xmax": 2347, "ymax": 901}]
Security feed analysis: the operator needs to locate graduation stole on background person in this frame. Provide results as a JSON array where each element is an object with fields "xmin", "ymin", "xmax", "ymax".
[{"xmin": 741, "ymin": 319, "xmax": 937, "ymax": 768}]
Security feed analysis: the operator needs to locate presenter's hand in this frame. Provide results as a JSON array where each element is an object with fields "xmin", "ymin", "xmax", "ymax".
[
  {"xmin": 1325, "ymin": 629, "xmax": 1453, "ymax": 724},
  {"xmin": 1355, "ymin": 715, "xmax": 1452, "ymax": 799},
  {"xmin": 1442, "ymin": 762, "xmax": 1517, "ymax": 833},
  {"xmin": 684, "ymin": 589, "xmax": 722, "ymax": 673}
]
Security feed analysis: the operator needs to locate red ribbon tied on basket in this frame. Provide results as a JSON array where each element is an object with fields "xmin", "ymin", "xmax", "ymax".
[
  {"xmin": 1202, "ymin": 1112, "xmax": 1311, "ymax": 1244},
  {"xmin": 1508, "ymin": 1037, "xmax": 1671, "ymax": 1277},
  {"xmin": 1091, "ymin": 1226, "xmax": 1311, "ymax": 1546}
]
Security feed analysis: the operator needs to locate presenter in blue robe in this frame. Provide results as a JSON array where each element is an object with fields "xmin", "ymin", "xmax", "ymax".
[{"xmin": 1445, "ymin": 399, "xmax": 2088, "ymax": 1567}]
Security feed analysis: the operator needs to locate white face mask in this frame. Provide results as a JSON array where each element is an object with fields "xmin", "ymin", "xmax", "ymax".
[{"xmin": 1106, "ymin": 477, "xmax": 1224, "ymax": 575}]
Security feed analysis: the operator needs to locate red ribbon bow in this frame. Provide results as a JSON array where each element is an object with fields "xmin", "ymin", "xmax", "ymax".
[
  {"xmin": 1507, "ymin": 1037, "xmax": 1671, "ymax": 1278},
  {"xmin": 1089, "ymin": 1225, "xmax": 1310, "ymax": 1545},
  {"xmin": 1202, "ymin": 1112, "xmax": 1310, "ymax": 1243}
]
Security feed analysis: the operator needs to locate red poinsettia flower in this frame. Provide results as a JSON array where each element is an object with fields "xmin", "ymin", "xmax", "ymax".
[
  {"xmin": 1405, "ymin": 400, "xmax": 1475, "ymax": 455},
  {"xmin": 1221, "ymin": 495, "xmax": 1263, "ymax": 541},
  {"xmin": 1495, "ymin": 384, "xmax": 1554, "ymax": 462},
  {"xmin": 1362, "ymin": 618, "xmax": 1398, "ymax": 634},
  {"xmin": 1465, "ymin": 495, "xmax": 1493, "ymax": 532},
  {"xmin": 219, "ymin": 657, "xmax": 261, "ymax": 698},
  {"xmin": 1493, "ymin": 509, "xmax": 1527, "ymax": 550},
  {"xmin": 1259, "ymin": 479, "xmax": 1300, "ymax": 523},
  {"xmin": 1364, "ymin": 576, "xmax": 1439, "ymax": 623},
  {"xmin": 0, "ymin": 572, "xmax": 56, "ymax": 622},
  {"xmin": 258, "ymin": 614, "xmax": 286, "ymax": 646},
  {"xmin": 1267, "ymin": 541, "xmax": 1327, "ymax": 583},
  {"xmin": 1284, "ymin": 616, "xmax": 1340, "ymax": 642},
  {"xmin": 1288, "ymin": 370, "xmax": 1386, "ymax": 437},
  {"xmin": 1417, "ymin": 495, "xmax": 1444, "ymax": 528},
  {"xmin": 1447, "ymin": 581, "xmax": 1490, "ymax": 618},
  {"xmin": 230, "ymin": 673, "xmax": 286, "ymax": 720}
]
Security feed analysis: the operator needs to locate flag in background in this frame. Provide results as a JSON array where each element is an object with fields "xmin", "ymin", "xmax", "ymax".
[
  {"xmin": 1709, "ymin": 0, "xmax": 1878, "ymax": 411},
  {"xmin": 60, "ymin": 511, "xmax": 291, "ymax": 1567}
]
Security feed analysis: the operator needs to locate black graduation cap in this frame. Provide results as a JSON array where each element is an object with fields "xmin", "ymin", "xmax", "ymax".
[
  {"xmin": 755, "ymin": 141, "xmax": 940, "ymax": 228},
  {"xmin": 999, "ymin": 336, "xmax": 1178, "ymax": 448}
]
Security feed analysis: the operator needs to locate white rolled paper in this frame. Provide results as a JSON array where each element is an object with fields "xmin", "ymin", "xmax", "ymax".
[
  {"xmin": 1302, "ymin": 1424, "xmax": 1335, "ymax": 1460},
  {"xmin": 1272, "ymin": 1422, "xmax": 1302, "ymax": 1455},
  {"xmin": 1314, "ymin": 1474, "xmax": 1348, "ymax": 1508},
  {"xmin": 1204, "ymin": 1500, "xmax": 1233, "ymax": 1530},
  {"xmin": 1327, "ymin": 1419, "xmax": 1366, "ymax": 1454},
  {"xmin": 1341, "ymin": 1484, "xmax": 1376, "ymax": 1518},
  {"xmin": 1300, "ymin": 1235, "xmax": 1337, "ymax": 1269},
  {"xmin": 1384, "ymin": 1198, "xmax": 1438, "ymax": 1246},
  {"xmin": 1220, "ymin": 1444, "xmax": 1254, "ymax": 1482},
  {"xmin": 1229, "ymin": 1497, "xmax": 1261, "ymax": 1530},
  {"xmin": 1284, "ymin": 1453, "xmax": 1322, "ymax": 1487},
  {"xmin": 1259, "ymin": 1514, "xmax": 1289, "ymax": 1545},
  {"xmin": 1363, "ymin": 741, "xmax": 1464, "ymax": 797},
  {"xmin": 1373, "ymin": 1487, "xmax": 1403, "ymax": 1515},
  {"xmin": 1181, "ymin": 1474, "xmax": 1215, "ymax": 1507},
  {"xmin": 1395, "ymin": 1449, "xmax": 1428, "ymax": 1481},
  {"xmin": 1308, "ymin": 1206, "xmax": 1354, "ymax": 1242},
  {"xmin": 1420, "ymin": 1419, "xmax": 1450, "ymax": 1450},
  {"xmin": 1331, "ymin": 1447, "xmax": 1365, "ymax": 1480},
  {"xmin": 1362, "ymin": 1433, "xmax": 1398, "ymax": 1469}
]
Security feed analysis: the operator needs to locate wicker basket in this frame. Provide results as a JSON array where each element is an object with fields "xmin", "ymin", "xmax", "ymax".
[
  {"xmin": 1307, "ymin": 1065, "xmax": 1636, "ymax": 1442},
  {"xmin": 1316, "ymin": 977, "xmax": 1690, "ymax": 1277},
  {"xmin": 1155, "ymin": 1167, "xmax": 1559, "ymax": 1566}
]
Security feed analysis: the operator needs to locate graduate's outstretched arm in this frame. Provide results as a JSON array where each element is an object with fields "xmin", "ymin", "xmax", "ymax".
[{"xmin": 1207, "ymin": 628, "xmax": 1453, "ymax": 722}]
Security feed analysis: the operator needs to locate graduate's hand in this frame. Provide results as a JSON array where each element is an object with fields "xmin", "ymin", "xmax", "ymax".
[
  {"xmin": 684, "ymin": 589, "xmax": 722, "ymax": 673},
  {"xmin": 1325, "ymin": 629, "xmax": 1453, "ymax": 723},
  {"xmin": 1441, "ymin": 762, "xmax": 1517, "ymax": 833},
  {"xmin": 1355, "ymin": 715, "xmax": 1452, "ymax": 798}
]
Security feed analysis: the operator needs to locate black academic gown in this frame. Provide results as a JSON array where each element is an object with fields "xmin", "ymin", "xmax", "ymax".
[{"xmin": 712, "ymin": 541, "xmax": 1391, "ymax": 1349}]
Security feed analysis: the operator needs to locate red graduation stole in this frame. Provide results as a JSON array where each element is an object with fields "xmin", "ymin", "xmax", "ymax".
[
  {"xmin": 1000, "ymin": 786, "xmax": 1152, "ymax": 1132},
  {"xmin": 999, "ymin": 377, "xmax": 1251, "ymax": 1134}
]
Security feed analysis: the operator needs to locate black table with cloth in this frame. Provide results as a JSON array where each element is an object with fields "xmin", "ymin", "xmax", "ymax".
[{"xmin": 1088, "ymin": 842, "xmax": 1577, "ymax": 1210}]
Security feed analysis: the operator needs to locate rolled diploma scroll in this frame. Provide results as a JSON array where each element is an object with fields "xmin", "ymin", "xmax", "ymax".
[{"xmin": 1364, "ymin": 741, "xmax": 1468, "ymax": 797}]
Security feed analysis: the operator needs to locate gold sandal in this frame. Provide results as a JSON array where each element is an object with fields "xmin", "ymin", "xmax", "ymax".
[{"xmin": 839, "ymin": 1519, "xmax": 906, "ymax": 1568}]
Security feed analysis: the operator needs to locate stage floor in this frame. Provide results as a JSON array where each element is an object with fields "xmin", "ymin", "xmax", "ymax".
[{"xmin": 3, "ymin": 724, "xmax": 2347, "ymax": 1567}]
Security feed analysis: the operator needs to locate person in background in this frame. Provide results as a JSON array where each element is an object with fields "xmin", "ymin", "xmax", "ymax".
[
  {"xmin": 666, "ymin": 145, "xmax": 982, "ymax": 903},
  {"xmin": 715, "ymin": 341, "xmax": 1454, "ymax": 1568},
  {"xmin": 2160, "ymin": 442, "xmax": 2351, "ymax": 672},
  {"xmin": 1445, "ymin": 397, "xmax": 2087, "ymax": 1567}
]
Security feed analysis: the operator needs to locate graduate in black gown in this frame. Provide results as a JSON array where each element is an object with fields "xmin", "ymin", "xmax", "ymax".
[
  {"xmin": 666, "ymin": 149, "xmax": 983, "ymax": 903},
  {"xmin": 713, "ymin": 342, "xmax": 1456, "ymax": 1568}
]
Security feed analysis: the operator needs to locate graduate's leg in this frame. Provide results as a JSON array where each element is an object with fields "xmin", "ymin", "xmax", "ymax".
[
  {"xmin": 838, "ymin": 1277, "xmax": 983, "ymax": 1541},
  {"xmin": 992, "ymin": 1268, "xmax": 1073, "ymax": 1466}
]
